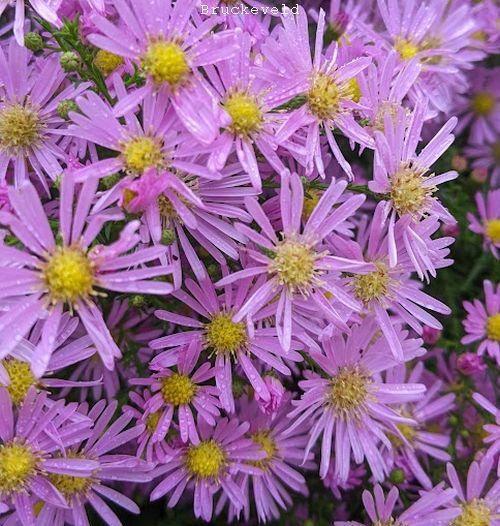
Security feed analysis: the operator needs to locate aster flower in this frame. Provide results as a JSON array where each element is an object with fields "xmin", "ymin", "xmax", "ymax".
[
  {"xmin": 444, "ymin": 455, "xmax": 500, "ymax": 526},
  {"xmin": 224, "ymin": 396, "xmax": 312, "ymax": 523},
  {"xmin": 34, "ymin": 399, "xmax": 153, "ymax": 526},
  {"xmin": 150, "ymin": 417, "xmax": 265, "ymax": 522},
  {"xmin": 87, "ymin": 0, "xmax": 240, "ymax": 144},
  {"xmin": 1, "ymin": 1, "xmax": 61, "ymax": 45},
  {"xmin": 151, "ymin": 272, "xmax": 302, "ymax": 413},
  {"xmin": 262, "ymin": 7, "xmax": 374, "ymax": 177},
  {"xmin": 287, "ymin": 316, "xmax": 426, "ymax": 482},
  {"xmin": 383, "ymin": 362, "xmax": 455, "ymax": 489},
  {"xmin": 216, "ymin": 172, "xmax": 371, "ymax": 351},
  {"xmin": 335, "ymin": 202, "xmax": 451, "ymax": 360},
  {"xmin": 130, "ymin": 342, "xmax": 221, "ymax": 444},
  {"xmin": 370, "ymin": 100, "xmax": 458, "ymax": 267},
  {"xmin": 0, "ymin": 173, "xmax": 173, "ymax": 375},
  {"xmin": 0, "ymin": 388, "xmax": 97, "ymax": 523},
  {"xmin": 473, "ymin": 393, "xmax": 500, "ymax": 463},
  {"xmin": 454, "ymin": 67, "xmax": 500, "ymax": 144},
  {"xmin": 468, "ymin": 190, "xmax": 500, "ymax": 259},
  {"xmin": 464, "ymin": 140, "xmax": 500, "ymax": 188},
  {"xmin": 0, "ymin": 41, "xmax": 88, "ymax": 186},
  {"xmin": 370, "ymin": 0, "xmax": 483, "ymax": 113},
  {"xmin": 334, "ymin": 482, "xmax": 458, "ymax": 526},
  {"xmin": 462, "ymin": 280, "xmax": 500, "ymax": 365},
  {"xmin": 115, "ymin": 164, "xmax": 253, "ymax": 289}
]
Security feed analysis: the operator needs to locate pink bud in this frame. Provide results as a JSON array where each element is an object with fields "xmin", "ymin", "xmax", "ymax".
[
  {"xmin": 471, "ymin": 167, "xmax": 488, "ymax": 183},
  {"xmin": 422, "ymin": 326, "xmax": 441, "ymax": 345},
  {"xmin": 441, "ymin": 222, "xmax": 460, "ymax": 237},
  {"xmin": 457, "ymin": 353, "xmax": 486, "ymax": 375},
  {"xmin": 255, "ymin": 376, "xmax": 285, "ymax": 416}
]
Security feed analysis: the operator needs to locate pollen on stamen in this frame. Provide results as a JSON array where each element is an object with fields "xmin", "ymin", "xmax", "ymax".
[
  {"xmin": 142, "ymin": 39, "xmax": 190, "ymax": 87},
  {"xmin": 161, "ymin": 373, "xmax": 197, "ymax": 406},
  {"xmin": 394, "ymin": 37, "xmax": 419, "ymax": 60},
  {"xmin": 353, "ymin": 261, "xmax": 390, "ymax": 304},
  {"xmin": 451, "ymin": 498, "xmax": 491, "ymax": 526},
  {"xmin": 224, "ymin": 91, "xmax": 263, "ymax": 137},
  {"xmin": 94, "ymin": 49, "xmax": 124, "ymax": 76},
  {"xmin": 185, "ymin": 439, "xmax": 226, "ymax": 479},
  {"xmin": 250, "ymin": 431, "xmax": 277, "ymax": 470},
  {"xmin": 48, "ymin": 454, "xmax": 93, "ymax": 500},
  {"xmin": 0, "ymin": 103, "xmax": 43, "ymax": 153},
  {"xmin": 2, "ymin": 359, "xmax": 36, "ymax": 406},
  {"xmin": 307, "ymin": 73, "xmax": 346, "ymax": 121},
  {"xmin": 485, "ymin": 219, "xmax": 500, "ymax": 244},
  {"xmin": 122, "ymin": 136, "xmax": 164, "ymax": 174},
  {"xmin": 0, "ymin": 442, "xmax": 37, "ymax": 494},
  {"xmin": 327, "ymin": 365, "xmax": 370, "ymax": 418},
  {"xmin": 269, "ymin": 237, "xmax": 319, "ymax": 295},
  {"xmin": 486, "ymin": 313, "xmax": 500, "ymax": 341},
  {"xmin": 43, "ymin": 246, "xmax": 95, "ymax": 305},
  {"xmin": 389, "ymin": 162, "xmax": 434, "ymax": 217},
  {"xmin": 205, "ymin": 313, "xmax": 247, "ymax": 356}
]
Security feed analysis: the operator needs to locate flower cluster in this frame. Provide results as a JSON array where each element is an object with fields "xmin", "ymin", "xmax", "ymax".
[{"xmin": 0, "ymin": 0, "xmax": 498, "ymax": 525}]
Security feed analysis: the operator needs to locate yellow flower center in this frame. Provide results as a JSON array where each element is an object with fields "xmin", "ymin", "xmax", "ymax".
[
  {"xmin": 375, "ymin": 520, "xmax": 400, "ymax": 526},
  {"xmin": 146, "ymin": 411, "xmax": 161, "ymax": 434},
  {"xmin": 161, "ymin": 373, "xmax": 197, "ymax": 406},
  {"xmin": 93, "ymin": 49, "xmax": 124, "ymax": 76},
  {"xmin": 327, "ymin": 365, "xmax": 370, "ymax": 417},
  {"xmin": 43, "ymin": 247, "xmax": 95, "ymax": 304},
  {"xmin": 0, "ymin": 443, "xmax": 37, "ymax": 494},
  {"xmin": 389, "ymin": 163, "xmax": 432, "ymax": 216},
  {"xmin": 353, "ymin": 261, "xmax": 390, "ymax": 303},
  {"xmin": 390, "ymin": 422, "xmax": 417, "ymax": 447},
  {"xmin": 485, "ymin": 219, "xmax": 500, "ymax": 243},
  {"xmin": 451, "ymin": 499, "xmax": 491, "ymax": 526},
  {"xmin": 347, "ymin": 77, "xmax": 361, "ymax": 103},
  {"xmin": 373, "ymin": 101, "xmax": 400, "ymax": 131},
  {"xmin": 205, "ymin": 313, "xmax": 247, "ymax": 355},
  {"xmin": 224, "ymin": 92, "xmax": 263, "ymax": 137},
  {"xmin": 269, "ymin": 238, "xmax": 318, "ymax": 294},
  {"xmin": 394, "ymin": 38, "xmax": 419, "ymax": 60},
  {"xmin": 2, "ymin": 359, "xmax": 35, "ymax": 406},
  {"xmin": 303, "ymin": 189, "xmax": 322, "ymax": 220},
  {"xmin": 307, "ymin": 73, "xmax": 346, "ymax": 121},
  {"xmin": 122, "ymin": 136, "xmax": 164, "ymax": 173},
  {"xmin": 251, "ymin": 431, "xmax": 277, "ymax": 470},
  {"xmin": 0, "ymin": 103, "xmax": 42, "ymax": 152},
  {"xmin": 142, "ymin": 40, "xmax": 189, "ymax": 87},
  {"xmin": 487, "ymin": 313, "xmax": 500, "ymax": 341},
  {"xmin": 49, "ymin": 471, "xmax": 92, "ymax": 500},
  {"xmin": 185, "ymin": 440, "xmax": 225, "ymax": 479},
  {"xmin": 471, "ymin": 92, "xmax": 495, "ymax": 116}
]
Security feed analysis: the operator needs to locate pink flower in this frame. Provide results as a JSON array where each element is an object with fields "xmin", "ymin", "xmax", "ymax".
[{"xmin": 467, "ymin": 189, "xmax": 500, "ymax": 259}]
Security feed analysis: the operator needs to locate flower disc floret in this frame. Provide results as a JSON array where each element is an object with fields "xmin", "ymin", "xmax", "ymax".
[
  {"xmin": 122, "ymin": 136, "xmax": 164, "ymax": 173},
  {"xmin": 2, "ymin": 359, "xmax": 35, "ymax": 406},
  {"xmin": 451, "ymin": 499, "xmax": 491, "ymax": 526},
  {"xmin": 471, "ymin": 92, "xmax": 495, "ymax": 116},
  {"xmin": 161, "ymin": 373, "xmax": 197, "ymax": 406},
  {"xmin": 389, "ymin": 163, "xmax": 433, "ymax": 216},
  {"xmin": 0, "ymin": 103, "xmax": 42, "ymax": 152},
  {"xmin": 142, "ymin": 40, "xmax": 189, "ymax": 87},
  {"xmin": 94, "ymin": 49, "xmax": 123, "ymax": 76},
  {"xmin": 0, "ymin": 443, "xmax": 37, "ymax": 494},
  {"xmin": 224, "ymin": 92, "xmax": 263, "ymax": 137},
  {"xmin": 486, "ymin": 313, "xmax": 500, "ymax": 341},
  {"xmin": 327, "ymin": 365, "xmax": 370, "ymax": 417},
  {"xmin": 353, "ymin": 261, "xmax": 390, "ymax": 303},
  {"xmin": 485, "ymin": 219, "xmax": 500, "ymax": 243},
  {"xmin": 43, "ymin": 247, "xmax": 95, "ymax": 304},
  {"xmin": 185, "ymin": 440, "xmax": 225, "ymax": 479},
  {"xmin": 251, "ymin": 431, "xmax": 277, "ymax": 470},
  {"xmin": 394, "ymin": 38, "xmax": 419, "ymax": 60},
  {"xmin": 206, "ymin": 313, "xmax": 247, "ymax": 355},
  {"xmin": 307, "ymin": 73, "xmax": 342, "ymax": 121}
]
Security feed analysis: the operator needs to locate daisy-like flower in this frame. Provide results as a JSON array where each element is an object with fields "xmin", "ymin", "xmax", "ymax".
[
  {"xmin": 444, "ymin": 455, "xmax": 500, "ymax": 526},
  {"xmin": 0, "ymin": 388, "xmax": 97, "ymax": 522},
  {"xmin": 87, "ymin": 0, "xmax": 240, "ymax": 144},
  {"xmin": 0, "ymin": 41, "xmax": 88, "ymax": 186},
  {"xmin": 204, "ymin": 31, "xmax": 289, "ymax": 191},
  {"xmin": 473, "ymin": 393, "xmax": 500, "ymax": 463},
  {"xmin": 383, "ymin": 362, "xmax": 455, "ymax": 489},
  {"xmin": 1, "ymin": 0, "xmax": 61, "ymax": 45},
  {"xmin": 150, "ymin": 417, "xmax": 265, "ymax": 522},
  {"xmin": 262, "ymin": 7, "xmax": 374, "ymax": 178},
  {"xmin": 370, "ymin": 100, "xmax": 458, "ymax": 266},
  {"xmin": 287, "ymin": 316, "xmax": 426, "ymax": 482},
  {"xmin": 468, "ymin": 190, "xmax": 500, "ymax": 259},
  {"xmin": 131, "ymin": 342, "xmax": 221, "ymax": 444},
  {"xmin": 0, "ymin": 173, "xmax": 173, "ymax": 375},
  {"xmin": 34, "ymin": 399, "xmax": 153, "ymax": 526},
  {"xmin": 116, "ymin": 164, "xmax": 253, "ymax": 289},
  {"xmin": 151, "ymin": 272, "xmax": 302, "ymax": 413},
  {"xmin": 335, "ymin": 202, "xmax": 451, "ymax": 360},
  {"xmin": 454, "ymin": 68, "xmax": 500, "ymax": 144},
  {"xmin": 225, "ymin": 396, "xmax": 312, "ymax": 524},
  {"xmin": 216, "ymin": 172, "xmax": 371, "ymax": 351},
  {"xmin": 371, "ymin": 0, "xmax": 483, "ymax": 113},
  {"xmin": 334, "ymin": 483, "xmax": 458, "ymax": 526},
  {"xmin": 462, "ymin": 280, "xmax": 500, "ymax": 365},
  {"xmin": 357, "ymin": 50, "xmax": 421, "ymax": 136}
]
